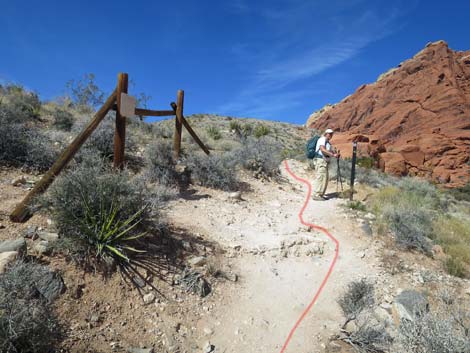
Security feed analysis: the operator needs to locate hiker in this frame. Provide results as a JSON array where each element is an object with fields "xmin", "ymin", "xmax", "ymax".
[{"xmin": 312, "ymin": 128, "xmax": 339, "ymax": 200}]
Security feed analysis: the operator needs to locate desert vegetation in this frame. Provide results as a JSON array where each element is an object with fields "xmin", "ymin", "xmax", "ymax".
[
  {"xmin": 336, "ymin": 280, "xmax": 469, "ymax": 353},
  {"xmin": 0, "ymin": 261, "xmax": 63, "ymax": 353}
]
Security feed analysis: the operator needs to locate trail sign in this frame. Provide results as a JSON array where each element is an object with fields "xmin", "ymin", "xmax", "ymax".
[{"xmin": 120, "ymin": 92, "xmax": 136, "ymax": 118}]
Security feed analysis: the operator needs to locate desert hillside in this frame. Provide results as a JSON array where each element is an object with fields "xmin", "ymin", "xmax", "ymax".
[
  {"xmin": 307, "ymin": 41, "xmax": 470, "ymax": 187},
  {"xmin": 0, "ymin": 82, "xmax": 469, "ymax": 353}
]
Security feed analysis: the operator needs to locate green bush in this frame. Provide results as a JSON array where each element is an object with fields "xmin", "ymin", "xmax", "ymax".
[
  {"xmin": 0, "ymin": 84, "xmax": 41, "ymax": 123},
  {"xmin": 447, "ymin": 183, "xmax": 470, "ymax": 202},
  {"xmin": 433, "ymin": 216, "xmax": 470, "ymax": 278},
  {"xmin": 52, "ymin": 107, "xmax": 74, "ymax": 131},
  {"xmin": 0, "ymin": 261, "xmax": 62, "ymax": 353},
  {"xmin": 185, "ymin": 152, "xmax": 238, "ymax": 191},
  {"xmin": 47, "ymin": 157, "xmax": 151, "ymax": 265},
  {"xmin": 229, "ymin": 121, "xmax": 241, "ymax": 132},
  {"xmin": 356, "ymin": 156, "xmax": 375, "ymax": 169},
  {"xmin": 253, "ymin": 124, "xmax": 270, "ymax": 138},
  {"xmin": 347, "ymin": 200, "xmax": 367, "ymax": 211},
  {"xmin": 206, "ymin": 126, "xmax": 222, "ymax": 140}
]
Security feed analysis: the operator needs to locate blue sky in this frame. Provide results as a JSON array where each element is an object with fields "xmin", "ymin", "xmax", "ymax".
[{"xmin": 1, "ymin": 0, "xmax": 469, "ymax": 124}]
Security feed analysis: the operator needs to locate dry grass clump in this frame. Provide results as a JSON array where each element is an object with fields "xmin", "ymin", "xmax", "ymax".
[{"xmin": 371, "ymin": 179, "xmax": 469, "ymax": 278}]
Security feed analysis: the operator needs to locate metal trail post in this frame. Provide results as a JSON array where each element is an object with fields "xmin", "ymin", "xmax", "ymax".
[{"xmin": 350, "ymin": 141, "xmax": 357, "ymax": 201}]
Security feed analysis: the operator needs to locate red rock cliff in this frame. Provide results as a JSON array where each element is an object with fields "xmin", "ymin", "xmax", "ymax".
[{"xmin": 308, "ymin": 41, "xmax": 470, "ymax": 187}]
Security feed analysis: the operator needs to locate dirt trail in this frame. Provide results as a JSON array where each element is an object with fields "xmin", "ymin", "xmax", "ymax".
[{"xmin": 168, "ymin": 159, "xmax": 382, "ymax": 353}]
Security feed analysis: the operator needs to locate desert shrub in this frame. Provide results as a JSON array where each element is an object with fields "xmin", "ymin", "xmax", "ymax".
[
  {"xmin": 75, "ymin": 115, "xmax": 136, "ymax": 160},
  {"xmin": 347, "ymin": 200, "xmax": 367, "ymax": 211},
  {"xmin": 447, "ymin": 183, "xmax": 470, "ymax": 202},
  {"xmin": 0, "ymin": 121, "xmax": 57, "ymax": 171},
  {"xmin": 253, "ymin": 124, "xmax": 270, "ymax": 138},
  {"xmin": 346, "ymin": 322, "xmax": 393, "ymax": 353},
  {"xmin": 330, "ymin": 158, "xmax": 397, "ymax": 188},
  {"xmin": 47, "ymin": 156, "xmax": 151, "ymax": 265},
  {"xmin": 433, "ymin": 216, "xmax": 470, "ymax": 278},
  {"xmin": 66, "ymin": 73, "xmax": 104, "ymax": 112},
  {"xmin": 382, "ymin": 204, "xmax": 433, "ymax": 254},
  {"xmin": 0, "ymin": 261, "xmax": 62, "ymax": 353},
  {"xmin": 144, "ymin": 139, "xmax": 177, "ymax": 186},
  {"xmin": 398, "ymin": 178, "xmax": 442, "ymax": 209},
  {"xmin": 206, "ymin": 126, "xmax": 222, "ymax": 140},
  {"xmin": 234, "ymin": 137, "xmax": 282, "ymax": 179},
  {"xmin": 0, "ymin": 84, "xmax": 41, "ymax": 123},
  {"xmin": 396, "ymin": 307, "xmax": 469, "ymax": 353},
  {"xmin": 357, "ymin": 156, "xmax": 375, "ymax": 169},
  {"xmin": 185, "ymin": 152, "xmax": 238, "ymax": 191},
  {"xmin": 229, "ymin": 120, "xmax": 241, "ymax": 132},
  {"xmin": 338, "ymin": 279, "xmax": 375, "ymax": 322},
  {"xmin": 52, "ymin": 107, "xmax": 74, "ymax": 131},
  {"xmin": 241, "ymin": 123, "xmax": 253, "ymax": 137}
]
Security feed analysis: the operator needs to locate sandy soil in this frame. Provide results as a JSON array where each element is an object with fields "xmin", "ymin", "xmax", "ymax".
[{"xmin": 167, "ymin": 159, "xmax": 381, "ymax": 353}]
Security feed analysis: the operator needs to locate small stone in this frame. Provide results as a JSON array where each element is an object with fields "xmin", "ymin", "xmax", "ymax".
[
  {"xmin": 364, "ymin": 212, "xmax": 376, "ymax": 220},
  {"xmin": 34, "ymin": 240, "xmax": 51, "ymax": 255},
  {"xmin": 224, "ymin": 272, "xmax": 238, "ymax": 282},
  {"xmin": 0, "ymin": 238, "xmax": 27, "ymax": 255},
  {"xmin": 35, "ymin": 269, "xmax": 65, "ymax": 302},
  {"xmin": 38, "ymin": 231, "xmax": 59, "ymax": 242},
  {"xmin": 0, "ymin": 251, "xmax": 18, "ymax": 273},
  {"xmin": 203, "ymin": 341, "xmax": 214, "ymax": 353},
  {"xmin": 188, "ymin": 256, "xmax": 206, "ymax": 267},
  {"xmin": 143, "ymin": 293, "xmax": 156, "ymax": 305},
  {"xmin": 392, "ymin": 290, "xmax": 429, "ymax": 325},
  {"xmin": 23, "ymin": 225, "xmax": 38, "ymax": 239},
  {"xmin": 228, "ymin": 191, "xmax": 242, "ymax": 200},
  {"xmin": 361, "ymin": 223, "xmax": 373, "ymax": 236},
  {"xmin": 0, "ymin": 223, "xmax": 5, "ymax": 229},
  {"xmin": 203, "ymin": 327, "xmax": 214, "ymax": 336},
  {"xmin": 11, "ymin": 176, "xmax": 27, "ymax": 186}
]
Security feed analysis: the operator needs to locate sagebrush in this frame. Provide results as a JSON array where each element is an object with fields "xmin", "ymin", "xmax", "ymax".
[{"xmin": 0, "ymin": 261, "xmax": 62, "ymax": 353}]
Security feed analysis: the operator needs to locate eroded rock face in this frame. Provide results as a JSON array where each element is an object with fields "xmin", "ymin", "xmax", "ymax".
[{"xmin": 308, "ymin": 41, "xmax": 470, "ymax": 187}]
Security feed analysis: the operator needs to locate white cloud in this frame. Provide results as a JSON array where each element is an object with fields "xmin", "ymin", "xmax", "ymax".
[{"xmin": 218, "ymin": 1, "xmax": 411, "ymax": 118}]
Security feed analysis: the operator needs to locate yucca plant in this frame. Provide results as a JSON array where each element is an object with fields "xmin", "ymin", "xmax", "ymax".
[
  {"xmin": 206, "ymin": 126, "xmax": 222, "ymax": 140},
  {"xmin": 77, "ymin": 197, "xmax": 147, "ymax": 262},
  {"xmin": 46, "ymin": 156, "xmax": 153, "ymax": 267}
]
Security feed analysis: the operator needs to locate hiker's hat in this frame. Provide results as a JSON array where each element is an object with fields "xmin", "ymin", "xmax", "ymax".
[{"xmin": 325, "ymin": 128, "xmax": 334, "ymax": 134}]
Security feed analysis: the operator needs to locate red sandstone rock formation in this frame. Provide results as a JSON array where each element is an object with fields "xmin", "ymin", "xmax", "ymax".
[{"xmin": 308, "ymin": 41, "xmax": 470, "ymax": 187}]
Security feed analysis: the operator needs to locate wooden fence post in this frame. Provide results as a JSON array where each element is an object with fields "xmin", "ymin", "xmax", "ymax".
[
  {"xmin": 173, "ymin": 90, "xmax": 184, "ymax": 160},
  {"xmin": 114, "ymin": 73, "xmax": 128, "ymax": 169},
  {"xmin": 10, "ymin": 89, "xmax": 118, "ymax": 222},
  {"xmin": 170, "ymin": 102, "xmax": 210, "ymax": 155}
]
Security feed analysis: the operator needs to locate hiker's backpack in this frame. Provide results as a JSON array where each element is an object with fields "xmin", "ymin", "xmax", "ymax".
[{"xmin": 305, "ymin": 135, "xmax": 320, "ymax": 159}]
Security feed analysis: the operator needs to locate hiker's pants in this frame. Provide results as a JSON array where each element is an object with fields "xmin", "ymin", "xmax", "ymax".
[{"xmin": 314, "ymin": 158, "xmax": 329, "ymax": 196}]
